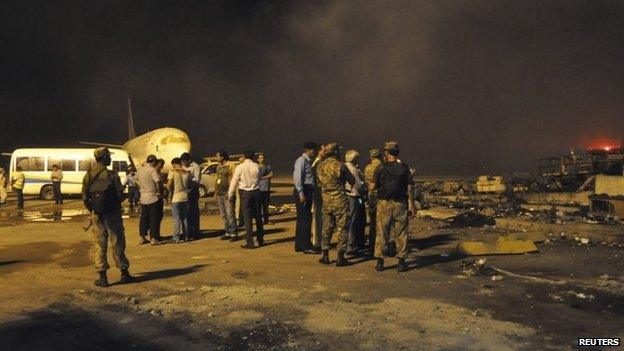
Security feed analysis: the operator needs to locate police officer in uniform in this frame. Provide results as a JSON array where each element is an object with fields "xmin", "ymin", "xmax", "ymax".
[
  {"xmin": 82, "ymin": 147, "xmax": 135, "ymax": 287},
  {"xmin": 364, "ymin": 148, "xmax": 383, "ymax": 251},
  {"xmin": 316, "ymin": 143, "xmax": 355, "ymax": 266},
  {"xmin": 369, "ymin": 141, "xmax": 416, "ymax": 272}
]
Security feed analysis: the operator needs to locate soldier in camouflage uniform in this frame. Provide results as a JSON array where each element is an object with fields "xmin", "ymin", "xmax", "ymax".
[
  {"xmin": 364, "ymin": 148, "xmax": 383, "ymax": 251},
  {"xmin": 315, "ymin": 143, "xmax": 355, "ymax": 266},
  {"xmin": 82, "ymin": 147, "xmax": 135, "ymax": 287}
]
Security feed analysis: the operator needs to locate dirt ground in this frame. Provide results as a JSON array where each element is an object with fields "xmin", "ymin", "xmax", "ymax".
[{"xmin": 1, "ymin": 191, "xmax": 624, "ymax": 350}]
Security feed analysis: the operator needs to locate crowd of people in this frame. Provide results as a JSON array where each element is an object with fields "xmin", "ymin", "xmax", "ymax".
[
  {"xmin": 0, "ymin": 166, "xmax": 23, "ymax": 209},
  {"xmin": 292, "ymin": 141, "xmax": 416, "ymax": 272},
  {"xmin": 80, "ymin": 147, "xmax": 275, "ymax": 286},
  {"xmin": 78, "ymin": 139, "xmax": 413, "ymax": 287}
]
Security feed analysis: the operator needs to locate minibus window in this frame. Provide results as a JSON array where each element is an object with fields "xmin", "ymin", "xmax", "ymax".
[
  {"xmin": 16, "ymin": 157, "xmax": 29, "ymax": 170},
  {"xmin": 31, "ymin": 157, "xmax": 45, "ymax": 171},
  {"xmin": 17, "ymin": 157, "xmax": 45, "ymax": 171},
  {"xmin": 48, "ymin": 158, "xmax": 62, "ymax": 171},
  {"xmin": 62, "ymin": 159, "xmax": 77, "ymax": 171},
  {"xmin": 113, "ymin": 161, "xmax": 128, "ymax": 172},
  {"xmin": 78, "ymin": 158, "xmax": 94, "ymax": 171}
]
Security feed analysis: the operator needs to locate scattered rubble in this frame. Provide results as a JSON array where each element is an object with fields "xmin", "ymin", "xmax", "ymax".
[
  {"xmin": 446, "ymin": 211, "xmax": 496, "ymax": 228},
  {"xmin": 597, "ymin": 274, "xmax": 621, "ymax": 289},
  {"xmin": 461, "ymin": 258, "xmax": 496, "ymax": 277}
]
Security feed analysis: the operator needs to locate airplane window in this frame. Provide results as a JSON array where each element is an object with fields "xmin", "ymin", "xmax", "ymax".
[{"xmin": 161, "ymin": 136, "xmax": 189, "ymax": 144}]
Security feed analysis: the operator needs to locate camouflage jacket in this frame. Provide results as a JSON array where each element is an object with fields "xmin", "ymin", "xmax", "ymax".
[
  {"xmin": 316, "ymin": 157, "xmax": 355, "ymax": 200},
  {"xmin": 364, "ymin": 159, "xmax": 382, "ymax": 187}
]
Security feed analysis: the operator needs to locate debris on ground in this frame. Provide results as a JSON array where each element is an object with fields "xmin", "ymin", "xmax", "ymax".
[
  {"xmin": 504, "ymin": 232, "xmax": 548, "ymax": 243},
  {"xmin": 549, "ymin": 294, "xmax": 564, "ymax": 302},
  {"xmin": 446, "ymin": 211, "xmax": 496, "ymax": 228},
  {"xmin": 457, "ymin": 236, "xmax": 539, "ymax": 256},
  {"xmin": 597, "ymin": 274, "xmax": 621, "ymax": 288},
  {"xmin": 461, "ymin": 258, "xmax": 570, "ymax": 287},
  {"xmin": 565, "ymin": 291, "xmax": 595, "ymax": 301},
  {"xmin": 461, "ymin": 258, "xmax": 497, "ymax": 277},
  {"xmin": 480, "ymin": 207, "xmax": 496, "ymax": 217},
  {"xmin": 490, "ymin": 275, "xmax": 504, "ymax": 282}
]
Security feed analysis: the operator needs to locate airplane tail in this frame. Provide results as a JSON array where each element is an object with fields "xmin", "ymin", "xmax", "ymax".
[{"xmin": 127, "ymin": 98, "xmax": 137, "ymax": 139}]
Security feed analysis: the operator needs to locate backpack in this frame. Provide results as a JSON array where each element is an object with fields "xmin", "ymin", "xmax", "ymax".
[{"xmin": 88, "ymin": 168, "xmax": 120, "ymax": 215}]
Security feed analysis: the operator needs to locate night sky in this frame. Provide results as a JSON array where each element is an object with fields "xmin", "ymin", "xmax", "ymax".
[{"xmin": 1, "ymin": 0, "xmax": 623, "ymax": 175}]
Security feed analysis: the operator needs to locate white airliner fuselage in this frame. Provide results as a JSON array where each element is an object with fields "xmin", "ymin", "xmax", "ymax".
[
  {"xmin": 78, "ymin": 100, "xmax": 192, "ymax": 173},
  {"xmin": 123, "ymin": 127, "xmax": 191, "ymax": 173}
]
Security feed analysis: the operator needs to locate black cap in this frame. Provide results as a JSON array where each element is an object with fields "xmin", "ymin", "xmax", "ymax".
[
  {"xmin": 146, "ymin": 154, "xmax": 157, "ymax": 163},
  {"xmin": 303, "ymin": 142, "xmax": 319, "ymax": 150},
  {"xmin": 180, "ymin": 152, "xmax": 192, "ymax": 161}
]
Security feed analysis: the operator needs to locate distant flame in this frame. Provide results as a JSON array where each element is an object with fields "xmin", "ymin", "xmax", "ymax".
[{"xmin": 585, "ymin": 138, "xmax": 620, "ymax": 152}]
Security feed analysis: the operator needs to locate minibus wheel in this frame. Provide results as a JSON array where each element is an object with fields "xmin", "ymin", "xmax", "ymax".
[{"xmin": 40, "ymin": 185, "xmax": 54, "ymax": 200}]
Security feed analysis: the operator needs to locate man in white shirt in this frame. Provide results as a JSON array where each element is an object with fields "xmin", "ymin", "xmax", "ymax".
[
  {"xmin": 50, "ymin": 164, "xmax": 64, "ymax": 205},
  {"xmin": 137, "ymin": 155, "xmax": 163, "ymax": 245},
  {"xmin": 181, "ymin": 152, "xmax": 201, "ymax": 238},
  {"xmin": 344, "ymin": 150, "xmax": 367, "ymax": 255},
  {"xmin": 228, "ymin": 150, "xmax": 264, "ymax": 248}
]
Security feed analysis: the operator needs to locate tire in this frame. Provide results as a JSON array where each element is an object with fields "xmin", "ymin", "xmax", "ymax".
[
  {"xmin": 41, "ymin": 185, "xmax": 54, "ymax": 200},
  {"xmin": 198, "ymin": 185, "xmax": 208, "ymax": 198}
]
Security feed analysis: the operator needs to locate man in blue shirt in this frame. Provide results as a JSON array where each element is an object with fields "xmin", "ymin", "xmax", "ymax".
[
  {"xmin": 293, "ymin": 142, "xmax": 320, "ymax": 253},
  {"xmin": 257, "ymin": 153, "xmax": 274, "ymax": 225}
]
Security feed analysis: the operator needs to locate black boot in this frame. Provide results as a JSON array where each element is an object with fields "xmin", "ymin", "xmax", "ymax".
[
  {"xmin": 397, "ymin": 258, "xmax": 408, "ymax": 272},
  {"xmin": 318, "ymin": 250, "xmax": 330, "ymax": 265},
  {"xmin": 375, "ymin": 258, "xmax": 384, "ymax": 272},
  {"xmin": 336, "ymin": 251, "xmax": 350, "ymax": 267},
  {"xmin": 94, "ymin": 271, "xmax": 109, "ymax": 287},
  {"xmin": 119, "ymin": 268, "xmax": 136, "ymax": 284}
]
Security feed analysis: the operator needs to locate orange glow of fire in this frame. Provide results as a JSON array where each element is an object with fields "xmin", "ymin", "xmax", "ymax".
[{"xmin": 585, "ymin": 138, "xmax": 620, "ymax": 152}]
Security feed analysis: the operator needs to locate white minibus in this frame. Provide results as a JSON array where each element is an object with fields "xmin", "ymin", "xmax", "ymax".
[{"xmin": 9, "ymin": 148, "xmax": 130, "ymax": 199}]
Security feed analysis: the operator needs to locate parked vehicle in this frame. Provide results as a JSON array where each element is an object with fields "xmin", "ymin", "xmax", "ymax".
[
  {"xmin": 198, "ymin": 160, "xmax": 239, "ymax": 197},
  {"xmin": 9, "ymin": 148, "xmax": 130, "ymax": 200}
]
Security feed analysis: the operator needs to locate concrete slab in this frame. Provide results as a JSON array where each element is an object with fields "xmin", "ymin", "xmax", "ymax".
[{"xmin": 457, "ymin": 237, "xmax": 539, "ymax": 256}]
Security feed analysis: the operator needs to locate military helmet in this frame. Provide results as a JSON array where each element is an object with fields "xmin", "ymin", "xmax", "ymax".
[
  {"xmin": 93, "ymin": 147, "xmax": 112, "ymax": 159},
  {"xmin": 384, "ymin": 141, "xmax": 399, "ymax": 151},
  {"xmin": 384, "ymin": 141, "xmax": 400, "ymax": 156},
  {"xmin": 324, "ymin": 142, "xmax": 341, "ymax": 156}
]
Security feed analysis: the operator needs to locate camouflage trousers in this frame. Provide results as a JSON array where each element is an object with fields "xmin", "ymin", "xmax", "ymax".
[
  {"xmin": 367, "ymin": 191, "xmax": 378, "ymax": 247},
  {"xmin": 321, "ymin": 195, "xmax": 351, "ymax": 252},
  {"xmin": 374, "ymin": 199, "xmax": 409, "ymax": 259},
  {"xmin": 92, "ymin": 211, "xmax": 130, "ymax": 272}
]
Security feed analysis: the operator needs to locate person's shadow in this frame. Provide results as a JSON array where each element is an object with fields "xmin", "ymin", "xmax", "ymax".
[{"xmin": 109, "ymin": 264, "xmax": 207, "ymax": 285}]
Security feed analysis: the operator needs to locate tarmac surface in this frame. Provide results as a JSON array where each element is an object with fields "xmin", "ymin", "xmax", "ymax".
[{"xmin": 1, "ymin": 185, "xmax": 624, "ymax": 350}]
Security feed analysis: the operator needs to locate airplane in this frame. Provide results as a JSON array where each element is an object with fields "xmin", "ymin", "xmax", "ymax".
[{"xmin": 79, "ymin": 98, "xmax": 191, "ymax": 172}]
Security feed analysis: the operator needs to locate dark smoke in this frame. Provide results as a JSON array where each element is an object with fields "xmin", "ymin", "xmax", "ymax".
[{"xmin": 1, "ymin": 0, "xmax": 623, "ymax": 175}]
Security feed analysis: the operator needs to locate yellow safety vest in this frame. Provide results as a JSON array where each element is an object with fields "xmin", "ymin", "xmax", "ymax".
[{"xmin": 12, "ymin": 172, "xmax": 25, "ymax": 190}]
